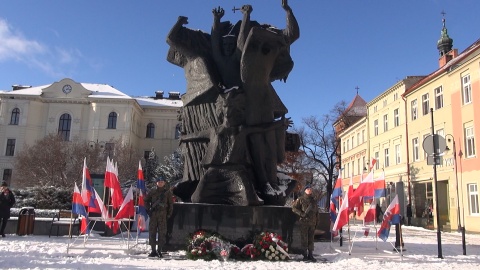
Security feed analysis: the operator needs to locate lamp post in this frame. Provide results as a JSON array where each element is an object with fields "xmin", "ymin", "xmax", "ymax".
[{"xmin": 445, "ymin": 134, "xmax": 466, "ymax": 255}]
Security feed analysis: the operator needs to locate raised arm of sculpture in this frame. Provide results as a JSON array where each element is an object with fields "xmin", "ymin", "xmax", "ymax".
[{"xmin": 281, "ymin": 0, "xmax": 300, "ymax": 45}]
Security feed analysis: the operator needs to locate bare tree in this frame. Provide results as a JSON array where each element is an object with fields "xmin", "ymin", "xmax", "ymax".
[
  {"xmin": 294, "ymin": 101, "xmax": 348, "ymax": 208},
  {"xmin": 13, "ymin": 134, "xmax": 140, "ymax": 188}
]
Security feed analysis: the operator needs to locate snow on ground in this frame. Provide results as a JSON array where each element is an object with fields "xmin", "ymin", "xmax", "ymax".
[{"xmin": 1, "ymin": 224, "xmax": 479, "ymax": 270}]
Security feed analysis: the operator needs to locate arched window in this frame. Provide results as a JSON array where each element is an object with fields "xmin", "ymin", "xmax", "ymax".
[
  {"xmin": 146, "ymin": 123, "xmax": 155, "ymax": 138},
  {"xmin": 10, "ymin": 108, "xmax": 20, "ymax": 125},
  {"xmin": 58, "ymin": 113, "xmax": 71, "ymax": 141},
  {"xmin": 175, "ymin": 123, "xmax": 182, "ymax": 139},
  {"xmin": 108, "ymin": 112, "xmax": 117, "ymax": 129}
]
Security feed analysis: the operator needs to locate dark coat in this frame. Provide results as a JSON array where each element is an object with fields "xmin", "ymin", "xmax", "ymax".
[
  {"xmin": 292, "ymin": 194, "xmax": 318, "ymax": 226},
  {"xmin": 0, "ymin": 188, "xmax": 15, "ymax": 219}
]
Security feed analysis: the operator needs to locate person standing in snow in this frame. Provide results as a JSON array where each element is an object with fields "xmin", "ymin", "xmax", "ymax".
[
  {"xmin": 292, "ymin": 185, "xmax": 318, "ymax": 262},
  {"xmin": 0, "ymin": 181, "xmax": 15, "ymax": 237}
]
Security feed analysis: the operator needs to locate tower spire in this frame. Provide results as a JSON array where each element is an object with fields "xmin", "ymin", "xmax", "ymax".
[{"xmin": 437, "ymin": 10, "xmax": 453, "ymax": 56}]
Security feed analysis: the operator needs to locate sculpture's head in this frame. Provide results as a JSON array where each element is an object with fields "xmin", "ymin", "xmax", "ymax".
[
  {"xmin": 222, "ymin": 34, "xmax": 236, "ymax": 56},
  {"xmin": 216, "ymin": 89, "xmax": 245, "ymax": 127}
]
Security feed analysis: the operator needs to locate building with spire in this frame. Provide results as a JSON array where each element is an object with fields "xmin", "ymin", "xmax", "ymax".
[{"xmin": 336, "ymin": 15, "xmax": 480, "ymax": 233}]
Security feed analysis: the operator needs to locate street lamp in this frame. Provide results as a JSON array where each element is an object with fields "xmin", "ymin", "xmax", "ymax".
[{"xmin": 445, "ymin": 134, "xmax": 466, "ymax": 255}]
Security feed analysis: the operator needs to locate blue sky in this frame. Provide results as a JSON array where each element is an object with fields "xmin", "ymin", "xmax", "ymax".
[{"xmin": 1, "ymin": 0, "xmax": 479, "ymax": 126}]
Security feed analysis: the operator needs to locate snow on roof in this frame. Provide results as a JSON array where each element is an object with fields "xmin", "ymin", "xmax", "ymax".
[
  {"xmin": 135, "ymin": 96, "xmax": 183, "ymax": 108},
  {"xmin": 0, "ymin": 81, "xmax": 183, "ymax": 108}
]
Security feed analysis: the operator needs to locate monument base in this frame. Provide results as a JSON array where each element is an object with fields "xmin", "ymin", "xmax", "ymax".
[{"xmin": 164, "ymin": 203, "xmax": 331, "ymax": 254}]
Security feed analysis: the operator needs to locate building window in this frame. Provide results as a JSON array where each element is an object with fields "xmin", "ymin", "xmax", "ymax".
[
  {"xmin": 362, "ymin": 130, "xmax": 365, "ymax": 143},
  {"xmin": 175, "ymin": 124, "xmax": 182, "ymax": 139},
  {"xmin": 422, "ymin": 93, "xmax": 429, "ymax": 115},
  {"xmin": 435, "ymin": 86, "xmax": 443, "ymax": 110},
  {"xmin": 146, "ymin": 123, "xmax": 155, "ymax": 138},
  {"xmin": 374, "ymin": 152, "xmax": 379, "ymax": 169},
  {"xmin": 10, "ymin": 108, "xmax": 20, "ymax": 125},
  {"xmin": 352, "ymin": 160, "xmax": 355, "ymax": 176},
  {"xmin": 2, "ymin": 169, "xmax": 12, "ymax": 183},
  {"xmin": 58, "ymin": 113, "xmax": 71, "ymax": 141},
  {"xmin": 462, "ymin": 74, "xmax": 472, "ymax": 105},
  {"xmin": 351, "ymin": 136, "xmax": 355, "ymax": 148},
  {"xmin": 393, "ymin": 92, "xmax": 398, "ymax": 101},
  {"xmin": 384, "ymin": 148, "xmax": 390, "ymax": 167},
  {"xmin": 411, "ymin": 99, "xmax": 418, "ymax": 121},
  {"xmin": 357, "ymin": 133, "xmax": 360, "ymax": 146},
  {"xmin": 467, "ymin": 183, "xmax": 479, "ymax": 215},
  {"xmin": 395, "ymin": 144, "xmax": 401, "ymax": 164},
  {"xmin": 343, "ymin": 142, "xmax": 346, "ymax": 153},
  {"xmin": 465, "ymin": 124, "xmax": 476, "ymax": 158},
  {"xmin": 107, "ymin": 112, "xmax": 117, "ymax": 129},
  {"xmin": 412, "ymin": 137, "xmax": 419, "ymax": 161},
  {"xmin": 5, "ymin": 139, "xmax": 15, "ymax": 156},
  {"xmin": 383, "ymin": 114, "xmax": 388, "ymax": 132},
  {"xmin": 374, "ymin": 105, "xmax": 377, "ymax": 113},
  {"xmin": 374, "ymin": 119, "xmax": 379, "ymax": 136},
  {"xmin": 383, "ymin": 99, "xmax": 387, "ymax": 107},
  {"xmin": 394, "ymin": 108, "xmax": 399, "ymax": 127}
]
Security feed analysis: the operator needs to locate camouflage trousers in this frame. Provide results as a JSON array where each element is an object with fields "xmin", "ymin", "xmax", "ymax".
[
  {"xmin": 300, "ymin": 224, "xmax": 316, "ymax": 251},
  {"xmin": 148, "ymin": 215, "xmax": 168, "ymax": 247}
]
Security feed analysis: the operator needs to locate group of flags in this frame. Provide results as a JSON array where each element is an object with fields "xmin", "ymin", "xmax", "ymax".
[
  {"xmin": 71, "ymin": 158, "xmax": 149, "ymax": 235},
  {"xmin": 330, "ymin": 158, "xmax": 401, "ymax": 241}
]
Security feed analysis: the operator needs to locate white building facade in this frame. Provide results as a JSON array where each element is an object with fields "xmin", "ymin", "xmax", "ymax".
[{"xmin": 0, "ymin": 78, "xmax": 182, "ymax": 187}]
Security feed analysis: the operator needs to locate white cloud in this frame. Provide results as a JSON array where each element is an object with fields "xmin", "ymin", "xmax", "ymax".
[
  {"xmin": 0, "ymin": 18, "xmax": 45, "ymax": 61},
  {"xmin": 0, "ymin": 18, "xmax": 90, "ymax": 78}
]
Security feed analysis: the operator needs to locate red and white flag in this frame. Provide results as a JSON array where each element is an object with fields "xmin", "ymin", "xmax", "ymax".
[
  {"xmin": 115, "ymin": 186, "xmax": 134, "ymax": 220},
  {"xmin": 332, "ymin": 190, "xmax": 349, "ymax": 231},
  {"xmin": 363, "ymin": 202, "xmax": 376, "ymax": 223}
]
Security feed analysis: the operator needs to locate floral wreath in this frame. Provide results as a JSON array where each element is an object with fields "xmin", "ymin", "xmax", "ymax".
[{"xmin": 186, "ymin": 230, "xmax": 289, "ymax": 261}]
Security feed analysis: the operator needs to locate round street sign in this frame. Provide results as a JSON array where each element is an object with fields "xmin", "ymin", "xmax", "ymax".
[{"xmin": 422, "ymin": 134, "xmax": 447, "ymax": 155}]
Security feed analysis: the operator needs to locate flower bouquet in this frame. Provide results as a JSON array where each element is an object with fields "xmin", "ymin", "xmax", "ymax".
[
  {"xmin": 186, "ymin": 230, "xmax": 238, "ymax": 261},
  {"xmin": 241, "ymin": 231, "xmax": 290, "ymax": 261}
]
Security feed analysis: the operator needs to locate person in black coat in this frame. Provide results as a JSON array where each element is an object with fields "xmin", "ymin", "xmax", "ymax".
[{"xmin": 0, "ymin": 181, "xmax": 16, "ymax": 237}]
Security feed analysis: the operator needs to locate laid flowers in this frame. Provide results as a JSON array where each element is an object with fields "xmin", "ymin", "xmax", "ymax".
[
  {"xmin": 186, "ymin": 230, "xmax": 240, "ymax": 261},
  {"xmin": 242, "ymin": 231, "xmax": 290, "ymax": 261},
  {"xmin": 186, "ymin": 230, "xmax": 289, "ymax": 261}
]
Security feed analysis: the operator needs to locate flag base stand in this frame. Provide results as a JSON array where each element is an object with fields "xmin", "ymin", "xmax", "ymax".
[{"xmin": 393, "ymin": 223, "xmax": 405, "ymax": 253}]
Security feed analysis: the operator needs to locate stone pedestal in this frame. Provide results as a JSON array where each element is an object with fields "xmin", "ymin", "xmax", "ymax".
[{"xmin": 164, "ymin": 203, "xmax": 330, "ymax": 253}]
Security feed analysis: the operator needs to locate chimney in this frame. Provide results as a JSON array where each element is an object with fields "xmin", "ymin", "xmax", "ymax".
[
  {"xmin": 439, "ymin": 49, "xmax": 458, "ymax": 68},
  {"xmin": 168, "ymin": 91, "xmax": 181, "ymax": 100},
  {"xmin": 154, "ymin": 91, "xmax": 164, "ymax": 99},
  {"xmin": 12, "ymin": 85, "xmax": 32, "ymax": 91}
]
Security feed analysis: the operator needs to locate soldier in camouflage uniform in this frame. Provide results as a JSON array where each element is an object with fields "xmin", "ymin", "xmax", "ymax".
[
  {"xmin": 292, "ymin": 186, "xmax": 318, "ymax": 262},
  {"xmin": 145, "ymin": 177, "xmax": 173, "ymax": 257}
]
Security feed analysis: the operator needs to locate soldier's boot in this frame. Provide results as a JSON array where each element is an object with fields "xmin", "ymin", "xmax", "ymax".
[
  {"xmin": 148, "ymin": 245, "xmax": 158, "ymax": 257},
  {"xmin": 307, "ymin": 250, "xmax": 317, "ymax": 262},
  {"xmin": 157, "ymin": 245, "xmax": 163, "ymax": 258},
  {"xmin": 302, "ymin": 250, "xmax": 309, "ymax": 261}
]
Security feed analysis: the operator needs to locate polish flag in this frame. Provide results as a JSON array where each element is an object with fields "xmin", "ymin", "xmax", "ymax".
[
  {"xmin": 332, "ymin": 189, "xmax": 349, "ymax": 232},
  {"xmin": 369, "ymin": 158, "xmax": 377, "ymax": 171},
  {"xmin": 351, "ymin": 170, "xmax": 375, "ymax": 200},
  {"xmin": 115, "ymin": 186, "xmax": 134, "ymax": 220},
  {"xmin": 363, "ymin": 202, "xmax": 376, "ymax": 223},
  {"xmin": 105, "ymin": 158, "xmax": 123, "ymax": 209},
  {"xmin": 93, "ymin": 189, "xmax": 109, "ymax": 220}
]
